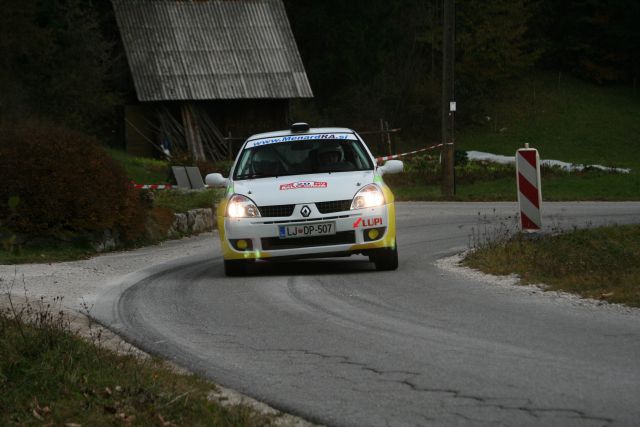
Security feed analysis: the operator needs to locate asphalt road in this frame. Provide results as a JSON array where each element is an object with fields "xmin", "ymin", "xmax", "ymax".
[{"xmin": 95, "ymin": 202, "xmax": 640, "ymax": 427}]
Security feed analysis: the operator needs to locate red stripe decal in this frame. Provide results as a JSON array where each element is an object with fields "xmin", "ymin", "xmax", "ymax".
[
  {"xmin": 518, "ymin": 174, "xmax": 540, "ymax": 208},
  {"xmin": 520, "ymin": 211, "xmax": 540, "ymax": 230},
  {"xmin": 519, "ymin": 150, "xmax": 537, "ymax": 169}
]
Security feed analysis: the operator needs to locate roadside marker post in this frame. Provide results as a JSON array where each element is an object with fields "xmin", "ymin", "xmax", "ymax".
[{"xmin": 516, "ymin": 144, "xmax": 543, "ymax": 232}]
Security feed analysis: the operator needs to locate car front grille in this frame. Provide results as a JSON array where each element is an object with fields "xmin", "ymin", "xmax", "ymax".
[
  {"xmin": 258, "ymin": 204, "xmax": 295, "ymax": 217},
  {"xmin": 261, "ymin": 231, "xmax": 356, "ymax": 250},
  {"xmin": 315, "ymin": 200, "xmax": 352, "ymax": 214}
]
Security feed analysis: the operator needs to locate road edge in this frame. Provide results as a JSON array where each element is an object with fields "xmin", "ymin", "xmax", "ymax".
[{"xmin": 435, "ymin": 251, "xmax": 640, "ymax": 315}]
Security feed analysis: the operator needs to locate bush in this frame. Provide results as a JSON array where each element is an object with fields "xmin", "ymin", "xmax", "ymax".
[
  {"xmin": 145, "ymin": 207, "xmax": 176, "ymax": 241},
  {"xmin": 0, "ymin": 120, "xmax": 147, "ymax": 241}
]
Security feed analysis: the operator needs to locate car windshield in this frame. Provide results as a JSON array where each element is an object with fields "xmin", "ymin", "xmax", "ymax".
[{"xmin": 233, "ymin": 135, "xmax": 374, "ymax": 180}]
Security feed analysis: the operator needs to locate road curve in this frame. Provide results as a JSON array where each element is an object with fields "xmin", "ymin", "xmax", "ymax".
[{"xmin": 94, "ymin": 202, "xmax": 640, "ymax": 427}]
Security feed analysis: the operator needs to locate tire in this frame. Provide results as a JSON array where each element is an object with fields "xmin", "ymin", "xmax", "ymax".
[
  {"xmin": 224, "ymin": 259, "xmax": 252, "ymax": 276},
  {"xmin": 371, "ymin": 244, "xmax": 398, "ymax": 271}
]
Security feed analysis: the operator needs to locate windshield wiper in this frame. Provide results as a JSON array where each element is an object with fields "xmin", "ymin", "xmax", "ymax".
[{"xmin": 234, "ymin": 173, "xmax": 274, "ymax": 180}]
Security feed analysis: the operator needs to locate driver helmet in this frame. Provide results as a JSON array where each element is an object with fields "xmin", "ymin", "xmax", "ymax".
[
  {"xmin": 252, "ymin": 148, "xmax": 280, "ymax": 175},
  {"xmin": 317, "ymin": 143, "xmax": 343, "ymax": 163}
]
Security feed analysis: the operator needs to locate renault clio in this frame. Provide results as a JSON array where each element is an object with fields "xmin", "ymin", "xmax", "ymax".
[{"xmin": 205, "ymin": 123, "xmax": 403, "ymax": 276}]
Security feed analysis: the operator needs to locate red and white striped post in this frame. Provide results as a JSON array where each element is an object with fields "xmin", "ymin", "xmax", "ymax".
[{"xmin": 516, "ymin": 144, "xmax": 542, "ymax": 232}]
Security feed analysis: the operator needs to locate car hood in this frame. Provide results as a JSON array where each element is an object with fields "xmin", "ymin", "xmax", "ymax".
[{"xmin": 231, "ymin": 171, "xmax": 376, "ymax": 206}]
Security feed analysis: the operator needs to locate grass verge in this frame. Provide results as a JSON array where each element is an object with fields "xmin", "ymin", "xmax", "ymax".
[
  {"xmin": 463, "ymin": 224, "xmax": 640, "ymax": 307},
  {"xmin": 155, "ymin": 189, "xmax": 222, "ymax": 213},
  {"xmin": 0, "ymin": 298, "xmax": 275, "ymax": 426},
  {"xmin": 385, "ymin": 156, "xmax": 640, "ymax": 201},
  {"xmin": 388, "ymin": 172, "xmax": 640, "ymax": 201},
  {"xmin": 106, "ymin": 149, "xmax": 170, "ymax": 185}
]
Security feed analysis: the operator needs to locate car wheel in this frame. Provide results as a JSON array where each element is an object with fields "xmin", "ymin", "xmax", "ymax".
[
  {"xmin": 224, "ymin": 259, "xmax": 252, "ymax": 276},
  {"xmin": 371, "ymin": 243, "xmax": 398, "ymax": 271}
]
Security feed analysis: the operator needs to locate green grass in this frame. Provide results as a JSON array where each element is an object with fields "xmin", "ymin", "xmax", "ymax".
[
  {"xmin": 389, "ymin": 179, "xmax": 514, "ymax": 201},
  {"xmin": 463, "ymin": 224, "xmax": 640, "ymax": 307},
  {"xmin": 154, "ymin": 189, "xmax": 223, "ymax": 213},
  {"xmin": 387, "ymin": 71, "xmax": 640, "ymax": 201},
  {"xmin": 457, "ymin": 72, "xmax": 640, "ymax": 169},
  {"xmin": 388, "ymin": 171, "xmax": 640, "ymax": 201},
  {"xmin": 541, "ymin": 171, "xmax": 640, "ymax": 200},
  {"xmin": 0, "ymin": 301, "xmax": 275, "ymax": 426},
  {"xmin": 106, "ymin": 148, "xmax": 170, "ymax": 184}
]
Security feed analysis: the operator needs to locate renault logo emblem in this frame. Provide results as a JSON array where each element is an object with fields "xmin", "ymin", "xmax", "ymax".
[{"xmin": 300, "ymin": 205, "xmax": 311, "ymax": 217}]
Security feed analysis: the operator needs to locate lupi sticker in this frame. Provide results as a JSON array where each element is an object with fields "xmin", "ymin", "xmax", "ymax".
[{"xmin": 353, "ymin": 217, "xmax": 383, "ymax": 228}]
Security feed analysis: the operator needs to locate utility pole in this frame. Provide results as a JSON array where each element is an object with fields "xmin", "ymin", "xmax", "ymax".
[{"xmin": 441, "ymin": 0, "xmax": 455, "ymax": 196}]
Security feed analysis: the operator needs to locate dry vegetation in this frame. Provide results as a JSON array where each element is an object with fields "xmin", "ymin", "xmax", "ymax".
[
  {"xmin": 0, "ymin": 292, "xmax": 277, "ymax": 426},
  {"xmin": 464, "ymin": 224, "xmax": 640, "ymax": 307}
]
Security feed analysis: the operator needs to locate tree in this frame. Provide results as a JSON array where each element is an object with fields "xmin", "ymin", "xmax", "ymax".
[
  {"xmin": 0, "ymin": 0, "xmax": 123, "ymax": 136},
  {"xmin": 285, "ymin": 0, "xmax": 540, "ymax": 135},
  {"xmin": 531, "ymin": 0, "xmax": 640, "ymax": 84},
  {"xmin": 455, "ymin": 0, "xmax": 540, "ymax": 96}
]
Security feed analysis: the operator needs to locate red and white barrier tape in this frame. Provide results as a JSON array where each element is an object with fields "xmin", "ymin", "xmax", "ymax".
[
  {"xmin": 132, "ymin": 144, "xmax": 448, "ymax": 189},
  {"xmin": 132, "ymin": 183, "xmax": 175, "ymax": 190},
  {"xmin": 375, "ymin": 143, "xmax": 445, "ymax": 163}
]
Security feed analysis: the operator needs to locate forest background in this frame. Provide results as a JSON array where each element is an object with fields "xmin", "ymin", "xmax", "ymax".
[{"xmin": 0, "ymin": 0, "xmax": 638, "ymax": 146}]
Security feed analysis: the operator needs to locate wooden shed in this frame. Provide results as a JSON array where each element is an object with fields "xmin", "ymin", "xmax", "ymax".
[{"xmin": 112, "ymin": 0, "xmax": 313, "ymax": 160}]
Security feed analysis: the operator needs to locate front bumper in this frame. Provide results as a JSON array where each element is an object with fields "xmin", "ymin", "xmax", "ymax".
[{"xmin": 219, "ymin": 203, "xmax": 396, "ymax": 260}]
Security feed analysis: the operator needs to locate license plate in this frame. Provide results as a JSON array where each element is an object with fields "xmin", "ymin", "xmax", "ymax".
[{"xmin": 278, "ymin": 222, "xmax": 336, "ymax": 239}]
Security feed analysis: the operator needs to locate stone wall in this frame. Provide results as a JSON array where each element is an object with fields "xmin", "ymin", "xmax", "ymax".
[
  {"xmin": 167, "ymin": 208, "xmax": 215, "ymax": 238},
  {"xmin": 91, "ymin": 208, "xmax": 215, "ymax": 252}
]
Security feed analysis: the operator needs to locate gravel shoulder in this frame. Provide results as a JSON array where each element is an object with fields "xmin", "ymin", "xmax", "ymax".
[
  {"xmin": 0, "ymin": 232, "xmax": 315, "ymax": 427},
  {"xmin": 0, "ymin": 233, "xmax": 216, "ymax": 311}
]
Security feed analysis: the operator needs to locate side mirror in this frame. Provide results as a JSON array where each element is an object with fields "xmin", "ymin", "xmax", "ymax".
[
  {"xmin": 378, "ymin": 160, "xmax": 403, "ymax": 175},
  {"xmin": 205, "ymin": 173, "xmax": 229, "ymax": 187}
]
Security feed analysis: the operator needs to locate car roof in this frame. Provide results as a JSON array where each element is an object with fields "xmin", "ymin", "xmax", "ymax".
[{"xmin": 246, "ymin": 127, "xmax": 357, "ymax": 141}]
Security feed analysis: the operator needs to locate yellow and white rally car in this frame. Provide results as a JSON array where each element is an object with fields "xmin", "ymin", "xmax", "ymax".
[{"xmin": 205, "ymin": 123, "xmax": 403, "ymax": 276}]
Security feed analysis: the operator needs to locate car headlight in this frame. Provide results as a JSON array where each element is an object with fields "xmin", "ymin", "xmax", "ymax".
[
  {"xmin": 351, "ymin": 184, "xmax": 385, "ymax": 209},
  {"xmin": 226, "ymin": 194, "xmax": 261, "ymax": 218}
]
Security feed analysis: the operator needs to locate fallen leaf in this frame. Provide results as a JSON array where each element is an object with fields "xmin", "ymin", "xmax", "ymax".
[{"xmin": 32, "ymin": 409, "xmax": 44, "ymax": 421}]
